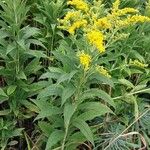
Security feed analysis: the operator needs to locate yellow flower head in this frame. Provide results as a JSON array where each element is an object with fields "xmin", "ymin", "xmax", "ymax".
[
  {"xmin": 95, "ymin": 17, "xmax": 112, "ymax": 29},
  {"xmin": 67, "ymin": 0, "xmax": 89, "ymax": 12},
  {"xmin": 86, "ymin": 30, "xmax": 105, "ymax": 53},
  {"xmin": 96, "ymin": 65, "xmax": 111, "ymax": 78},
  {"xmin": 78, "ymin": 52, "xmax": 92, "ymax": 70},
  {"xmin": 129, "ymin": 59, "xmax": 148, "ymax": 68}
]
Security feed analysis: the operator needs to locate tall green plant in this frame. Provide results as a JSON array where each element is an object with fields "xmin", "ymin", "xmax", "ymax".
[
  {"xmin": 33, "ymin": 0, "xmax": 150, "ymax": 149},
  {"xmin": 0, "ymin": 0, "xmax": 46, "ymax": 149}
]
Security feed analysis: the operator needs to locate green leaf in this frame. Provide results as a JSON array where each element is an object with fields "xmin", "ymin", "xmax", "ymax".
[
  {"xmin": 119, "ymin": 79, "xmax": 134, "ymax": 89},
  {"xmin": 8, "ymin": 141, "xmax": 18, "ymax": 146},
  {"xmin": 131, "ymin": 84, "xmax": 147, "ymax": 92},
  {"xmin": 48, "ymin": 67, "xmax": 64, "ymax": 74},
  {"xmin": 0, "ymin": 109, "xmax": 11, "ymax": 116},
  {"xmin": 57, "ymin": 70, "xmax": 77, "ymax": 84},
  {"xmin": 20, "ymin": 100, "xmax": 39, "ymax": 113},
  {"xmin": 35, "ymin": 106, "xmax": 61, "ymax": 120},
  {"xmin": 0, "ymin": 88, "xmax": 8, "ymax": 103},
  {"xmin": 27, "ymin": 39, "xmax": 46, "ymax": 49},
  {"xmin": 45, "ymin": 130, "xmax": 64, "ymax": 150},
  {"xmin": 25, "ymin": 50, "xmax": 47, "ymax": 58},
  {"xmin": 66, "ymin": 132, "xmax": 86, "ymax": 150},
  {"xmin": 64, "ymin": 103, "xmax": 76, "ymax": 128},
  {"xmin": 139, "ymin": 88, "xmax": 150, "ymax": 94},
  {"xmin": 80, "ymin": 88, "xmax": 115, "ymax": 107},
  {"xmin": 0, "ymin": 88, "xmax": 8, "ymax": 97},
  {"xmin": 77, "ymin": 102, "xmax": 112, "ymax": 121},
  {"xmin": 38, "ymin": 121, "xmax": 53, "ymax": 137},
  {"xmin": 16, "ymin": 71, "xmax": 27, "ymax": 80},
  {"xmin": 133, "ymin": 98, "xmax": 139, "ymax": 119},
  {"xmin": 9, "ymin": 128, "xmax": 24, "ymax": 138},
  {"xmin": 6, "ymin": 44, "xmax": 15, "ymax": 54},
  {"xmin": 37, "ymin": 84, "xmax": 63, "ymax": 99},
  {"xmin": 61, "ymin": 86, "xmax": 76, "ymax": 106},
  {"xmin": 22, "ymin": 27, "xmax": 40, "ymax": 39},
  {"xmin": 17, "ymin": 39, "xmax": 26, "ymax": 50},
  {"xmin": 72, "ymin": 119, "xmax": 94, "ymax": 146},
  {"xmin": 34, "ymin": 100, "xmax": 61, "ymax": 120},
  {"xmin": 25, "ymin": 58, "xmax": 42, "ymax": 75},
  {"xmin": 89, "ymin": 73, "xmax": 114, "ymax": 87},
  {"xmin": 7, "ymin": 85, "xmax": 17, "ymax": 95}
]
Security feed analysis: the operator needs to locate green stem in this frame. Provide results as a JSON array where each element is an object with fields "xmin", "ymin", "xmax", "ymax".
[
  {"xmin": 113, "ymin": 88, "xmax": 150, "ymax": 100},
  {"xmin": 61, "ymin": 125, "xmax": 69, "ymax": 150},
  {"xmin": 61, "ymin": 71, "xmax": 86, "ymax": 150}
]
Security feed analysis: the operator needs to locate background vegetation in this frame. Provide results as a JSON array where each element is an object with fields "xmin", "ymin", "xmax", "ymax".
[{"xmin": 0, "ymin": 0, "xmax": 150, "ymax": 150}]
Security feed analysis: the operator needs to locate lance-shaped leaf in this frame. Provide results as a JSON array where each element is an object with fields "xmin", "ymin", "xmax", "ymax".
[
  {"xmin": 80, "ymin": 88, "xmax": 115, "ymax": 107},
  {"xmin": 72, "ymin": 119, "xmax": 95, "ymax": 146}
]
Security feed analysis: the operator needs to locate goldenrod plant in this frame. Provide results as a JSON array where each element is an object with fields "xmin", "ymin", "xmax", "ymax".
[{"xmin": 0, "ymin": 0, "xmax": 150, "ymax": 149}]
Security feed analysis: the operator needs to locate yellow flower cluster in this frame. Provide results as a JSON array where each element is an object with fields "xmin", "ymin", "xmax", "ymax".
[
  {"xmin": 95, "ymin": 17, "xmax": 112, "ymax": 29},
  {"xmin": 58, "ymin": 0, "xmax": 150, "ymax": 72},
  {"xmin": 112, "ymin": 0, "xmax": 120, "ymax": 13},
  {"xmin": 78, "ymin": 52, "xmax": 92, "ymax": 70},
  {"xmin": 68, "ymin": 19, "xmax": 87, "ymax": 34},
  {"xmin": 109, "ymin": 0, "xmax": 150, "ymax": 28},
  {"xmin": 96, "ymin": 65, "xmax": 111, "ymax": 78},
  {"xmin": 114, "ymin": 33, "xmax": 130, "ymax": 41},
  {"xmin": 67, "ymin": 0, "xmax": 89, "ymax": 12},
  {"xmin": 117, "ymin": 15, "xmax": 150, "ymax": 27},
  {"xmin": 58, "ymin": 10, "xmax": 87, "ymax": 35},
  {"xmin": 129, "ymin": 60, "xmax": 148, "ymax": 68},
  {"xmin": 60, "ymin": 11, "xmax": 80, "ymax": 23},
  {"xmin": 86, "ymin": 30, "xmax": 105, "ymax": 53},
  {"xmin": 113, "ymin": 8, "xmax": 138, "ymax": 17}
]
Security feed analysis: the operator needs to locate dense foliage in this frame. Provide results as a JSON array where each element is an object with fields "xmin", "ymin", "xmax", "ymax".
[{"xmin": 0, "ymin": 0, "xmax": 150, "ymax": 150}]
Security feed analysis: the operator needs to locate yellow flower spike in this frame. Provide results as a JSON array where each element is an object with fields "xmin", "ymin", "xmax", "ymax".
[
  {"xmin": 67, "ymin": 0, "xmax": 89, "ymax": 12},
  {"xmin": 117, "ymin": 15, "xmax": 150, "ymax": 27},
  {"xmin": 86, "ymin": 30, "xmax": 105, "ymax": 53},
  {"xmin": 78, "ymin": 52, "xmax": 92, "ymax": 70},
  {"xmin": 129, "ymin": 59, "xmax": 148, "ymax": 68},
  {"xmin": 116, "ymin": 8, "xmax": 139, "ymax": 16},
  {"xmin": 112, "ymin": 0, "xmax": 120, "ymax": 13},
  {"xmin": 114, "ymin": 33, "xmax": 130, "ymax": 41},
  {"xmin": 96, "ymin": 65, "xmax": 111, "ymax": 78}
]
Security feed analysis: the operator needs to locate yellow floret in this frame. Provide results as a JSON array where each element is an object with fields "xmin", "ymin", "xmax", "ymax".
[
  {"xmin": 95, "ymin": 17, "xmax": 112, "ymax": 29},
  {"xmin": 67, "ymin": 0, "xmax": 89, "ymax": 12},
  {"xmin": 113, "ymin": 8, "xmax": 138, "ymax": 16},
  {"xmin": 78, "ymin": 52, "xmax": 92, "ymax": 70},
  {"xmin": 129, "ymin": 60, "xmax": 148, "ymax": 68},
  {"xmin": 68, "ymin": 19, "xmax": 87, "ymax": 34},
  {"xmin": 86, "ymin": 30, "xmax": 105, "ymax": 53},
  {"xmin": 96, "ymin": 65, "xmax": 111, "ymax": 78},
  {"xmin": 63, "ymin": 11, "xmax": 80, "ymax": 21},
  {"xmin": 112, "ymin": 0, "xmax": 120, "ymax": 13},
  {"xmin": 117, "ymin": 15, "xmax": 150, "ymax": 27}
]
